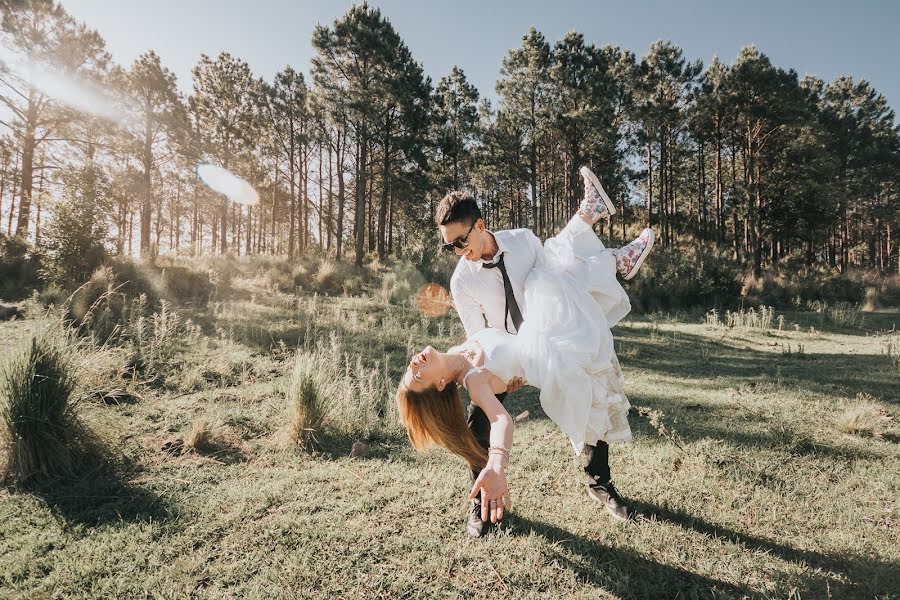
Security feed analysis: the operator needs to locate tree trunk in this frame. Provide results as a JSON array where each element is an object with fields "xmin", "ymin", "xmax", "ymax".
[
  {"xmin": 155, "ymin": 188, "xmax": 163, "ymax": 252},
  {"xmin": 377, "ymin": 114, "xmax": 391, "ymax": 260},
  {"xmin": 660, "ymin": 132, "xmax": 667, "ymax": 246},
  {"xmin": 7, "ymin": 153, "xmax": 18, "ymax": 237},
  {"xmin": 529, "ymin": 138, "xmax": 538, "ymax": 230},
  {"xmin": 140, "ymin": 110, "xmax": 156, "ymax": 256},
  {"xmin": 0, "ymin": 151, "xmax": 8, "ymax": 237},
  {"xmin": 646, "ymin": 141, "xmax": 653, "ymax": 228},
  {"xmin": 288, "ymin": 142, "xmax": 296, "ymax": 258},
  {"xmin": 715, "ymin": 124, "xmax": 724, "ymax": 246},
  {"xmin": 318, "ymin": 140, "xmax": 324, "ymax": 251},
  {"xmin": 15, "ymin": 92, "xmax": 38, "ymax": 238},
  {"xmin": 34, "ymin": 158, "xmax": 45, "ymax": 245},
  {"xmin": 354, "ymin": 129, "xmax": 367, "ymax": 267},
  {"xmin": 336, "ymin": 130, "xmax": 346, "ymax": 261},
  {"xmin": 387, "ymin": 185, "xmax": 394, "ymax": 256},
  {"xmin": 327, "ymin": 136, "xmax": 334, "ymax": 251},
  {"xmin": 271, "ymin": 160, "xmax": 278, "ymax": 254},
  {"xmin": 367, "ymin": 143, "xmax": 376, "ymax": 253},
  {"xmin": 750, "ymin": 132, "xmax": 762, "ymax": 278}
]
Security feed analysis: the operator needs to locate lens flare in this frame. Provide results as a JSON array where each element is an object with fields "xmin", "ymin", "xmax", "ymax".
[
  {"xmin": 415, "ymin": 283, "xmax": 452, "ymax": 318},
  {"xmin": 194, "ymin": 163, "xmax": 259, "ymax": 206},
  {"xmin": 0, "ymin": 47, "xmax": 126, "ymax": 123}
]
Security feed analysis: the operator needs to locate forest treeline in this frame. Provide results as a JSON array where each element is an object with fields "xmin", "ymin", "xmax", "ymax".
[{"xmin": 0, "ymin": 0, "xmax": 898, "ymax": 283}]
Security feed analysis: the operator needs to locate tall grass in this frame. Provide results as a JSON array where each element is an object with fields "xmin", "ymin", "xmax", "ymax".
[
  {"xmin": 808, "ymin": 300, "xmax": 863, "ymax": 328},
  {"xmin": 67, "ymin": 262, "xmax": 163, "ymax": 343},
  {"xmin": 884, "ymin": 330, "xmax": 900, "ymax": 373},
  {"xmin": 283, "ymin": 334, "xmax": 399, "ymax": 444},
  {"xmin": 286, "ymin": 355, "xmax": 324, "ymax": 450},
  {"xmin": 0, "ymin": 332, "xmax": 108, "ymax": 486},
  {"xmin": 379, "ymin": 263, "xmax": 425, "ymax": 305},
  {"xmin": 705, "ymin": 306, "xmax": 777, "ymax": 331}
]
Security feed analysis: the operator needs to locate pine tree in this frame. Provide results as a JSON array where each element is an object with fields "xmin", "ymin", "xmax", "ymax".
[
  {"xmin": 189, "ymin": 52, "xmax": 258, "ymax": 254},
  {"xmin": 0, "ymin": 0, "xmax": 110, "ymax": 239}
]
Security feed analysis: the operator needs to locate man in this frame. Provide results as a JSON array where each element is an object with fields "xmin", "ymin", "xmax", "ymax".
[{"xmin": 436, "ymin": 166, "xmax": 654, "ymax": 538}]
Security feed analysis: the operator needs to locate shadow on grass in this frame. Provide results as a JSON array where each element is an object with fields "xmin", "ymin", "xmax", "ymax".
[
  {"xmin": 632, "ymin": 499, "xmax": 900, "ymax": 598},
  {"xmin": 26, "ymin": 465, "xmax": 174, "ymax": 527},
  {"xmin": 617, "ymin": 326, "xmax": 899, "ymax": 402},
  {"xmin": 631, "ymin": 393, "xmax": 888, "ymax": 462},
  {"xmin": 191, "ymin": 438, "xmax": 248, "ymax": 465},
  {"xmin": 504, "ymin": 513, "xmax": 752, "ymax": 599},
  {"xmin": 312, "ymin": 430, "xmax": 414, "ymax": 462}
]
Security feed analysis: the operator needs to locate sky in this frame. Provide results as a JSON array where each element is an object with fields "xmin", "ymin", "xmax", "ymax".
[{"xmin": 61, "ymin": 0, "xmax": 900, "ymax": 116}]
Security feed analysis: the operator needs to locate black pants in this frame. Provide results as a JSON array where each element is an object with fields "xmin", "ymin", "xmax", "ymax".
[{"xmin": 466, "ymin": 393, "xmax": 611, "ymax": 484}]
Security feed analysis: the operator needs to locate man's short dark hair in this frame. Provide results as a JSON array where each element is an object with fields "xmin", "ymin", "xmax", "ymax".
[{"xmin": 435, "ymin": 191, "xmax": 482, "ymax": 227}]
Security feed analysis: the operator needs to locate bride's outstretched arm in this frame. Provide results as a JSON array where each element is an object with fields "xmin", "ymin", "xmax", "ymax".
[{"xmin": 466, "ymin": 378, "xmax": 513, "ymax": 523}]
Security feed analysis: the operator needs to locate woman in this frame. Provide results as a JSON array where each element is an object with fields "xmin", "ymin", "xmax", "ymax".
[{"xmin": 397, "ymin": 169, "xmax": 654, "ymax": 526}]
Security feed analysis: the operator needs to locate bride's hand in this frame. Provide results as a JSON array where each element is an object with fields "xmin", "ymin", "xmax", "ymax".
[{"xmin": 468, "ymin": 465, "xmax": 512, "ymax": 523}]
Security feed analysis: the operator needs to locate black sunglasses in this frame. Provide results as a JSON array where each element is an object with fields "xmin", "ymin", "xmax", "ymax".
[{"xmin": 441, "ymin": 221, "xmax": 477, "ymax": 253}]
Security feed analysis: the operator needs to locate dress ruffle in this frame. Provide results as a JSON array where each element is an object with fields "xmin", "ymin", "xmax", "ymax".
[{"xmin": 517, "ymin": 217, "xmax": 633, "ymax": 453}]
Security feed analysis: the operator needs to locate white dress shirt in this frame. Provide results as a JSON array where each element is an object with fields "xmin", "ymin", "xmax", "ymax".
[{"xmin": 449, "ymin": 228, "xmax": 545, "ymax": 338}]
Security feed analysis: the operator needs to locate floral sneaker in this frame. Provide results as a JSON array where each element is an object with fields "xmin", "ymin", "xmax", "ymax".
[
  {"xmin": 611, "ymin": 228, "xmax": 655, "ymax": 280},
  {"xmin": 578, "ymin": 166, "xmax": 616, "ymax": 224}
]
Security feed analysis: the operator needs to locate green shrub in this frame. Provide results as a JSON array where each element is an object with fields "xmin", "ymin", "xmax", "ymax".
[
  {"xmin": 0, "ymin": 234, "xmax": 44, "ymax": 301},
  {"xmin": 67, "ymin": 260, "xmax": 162, "ymax": 342},
  {"xmin": 108, "ymin": 258, "xmax": 163, "ymax": 308},
  {"xmin": 742, "ymin": 274, "xmax": 794, "ymax": 308},
  {"xmin": 0, "ymin": 333, "xmax": 109, "ymax": 487},
  {"xmin": 291, "ymin": 264, "xmax": 311, "ymax": 290},
  {"xmin": 629, "ymin": 246, "xmax": 742, "ymax": 312},
  {"xmin": 808, "ymin": 300, "xmax": 863, "ymax": 328},
  {"xmin": 820, "ymin": 277, "xmax": 865, "ymax": 304},
  {"xmin": 861, "ymin": 276, "xmax": 900, "ymax": 309},
  {"xmin": 67, "ymin": 266, "xmax": 128, "ymax": 342},
  {"xmin": 160, "ymin": 265, "xmax": 214, "ymax": 306},
  {"xmin": 379, "ymin": 263, "xmax": 426, "ymax": 305},
  {"xmin": 741, "ymin": 266, "xmax": 871, "ymax": 309},
  {"xmin": 36, "ymin": 284, "xmax": 67, "ymax": 307},
  {"xmin": 312, "ymin": 260, "xmax": 342, "ymax": 294},
  {"xmin": 191, "ymin": 254, "xmax": 238, "ymax": 288},
  {"xmin": 264, "ymin": 264, "xmax": 295, "ymax": 293}
]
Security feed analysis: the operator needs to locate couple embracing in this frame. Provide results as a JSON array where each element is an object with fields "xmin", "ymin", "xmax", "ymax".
[{"xmin": 396, "ymin": 167, "xmax": 655, "ymax": 537}]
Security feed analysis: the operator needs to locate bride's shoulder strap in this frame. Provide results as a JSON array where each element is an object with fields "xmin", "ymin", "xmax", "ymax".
[{"xmin": 461, "ymin": 366, "xmax": 488, "ymax": 390}]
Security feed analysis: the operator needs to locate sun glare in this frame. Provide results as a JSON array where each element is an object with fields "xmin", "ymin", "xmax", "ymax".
[
  {"xmin": 194, "ymin": 163, "xmax": 260, "ymax": 207},
  {"xmin": 0, "ymin": 46, "xmax": 126, "ymax": 123}
]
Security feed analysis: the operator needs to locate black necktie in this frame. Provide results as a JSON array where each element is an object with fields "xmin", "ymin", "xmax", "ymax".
[{"xmin": 482, "ymin": 254, "xmax": 523, "ymax": 334}]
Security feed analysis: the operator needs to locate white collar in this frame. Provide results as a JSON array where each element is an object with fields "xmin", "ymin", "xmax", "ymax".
[{"xmin": 473, "ymin": 230, "xmax": 510, "ymax": 272}]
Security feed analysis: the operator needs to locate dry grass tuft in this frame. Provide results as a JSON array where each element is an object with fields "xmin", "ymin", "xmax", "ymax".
[
  {"xmin": 286, "ymin": 356, "xmax": 323, "ymax": 450},
  {"xmin": 834, "ymin": 394, "xmax": 894, "ymax": 438},
  {"xmin": 314, "ymin": 260, "xmax": 340, "ymax": 294},
  {"xmin": 183, "ymin": 418, "xmax": 214, "ymax": 452},
  {"xmin": 0, "ymin": 331, "xmax": 110, "ymax": 487}
]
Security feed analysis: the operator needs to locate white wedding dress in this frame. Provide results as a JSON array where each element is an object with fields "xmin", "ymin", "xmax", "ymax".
[{"xmin": 453, "ymin": 216, "xmax": 633, "ymax": 454}]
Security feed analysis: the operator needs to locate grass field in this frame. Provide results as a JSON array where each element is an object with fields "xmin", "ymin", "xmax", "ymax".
[{"xmin": 1, "ymin": 259, "xmax": 899, "ymax": 599}]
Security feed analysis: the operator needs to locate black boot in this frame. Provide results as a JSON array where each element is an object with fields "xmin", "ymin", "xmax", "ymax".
[
  {"xmin": 583, "ymin": 443, "xmax": 633, "ymax": 521},
  {"xmin": 467, "ymin": 498, "xmax": 494, "ymax": 538},
  {"xmin": 586, "ymin": 477, "xmax": 633, "ymax": 521}
]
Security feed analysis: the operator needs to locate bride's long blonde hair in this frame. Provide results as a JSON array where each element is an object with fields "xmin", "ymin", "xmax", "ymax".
[{"xmin": 396, "ymin": 381, "xmax": 487, "ymax": 470}]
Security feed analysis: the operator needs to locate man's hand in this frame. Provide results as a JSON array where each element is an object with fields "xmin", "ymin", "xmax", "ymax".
[{"xmin": 505, "ymin": 376, "xmax": 525, "ymax": 394}]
